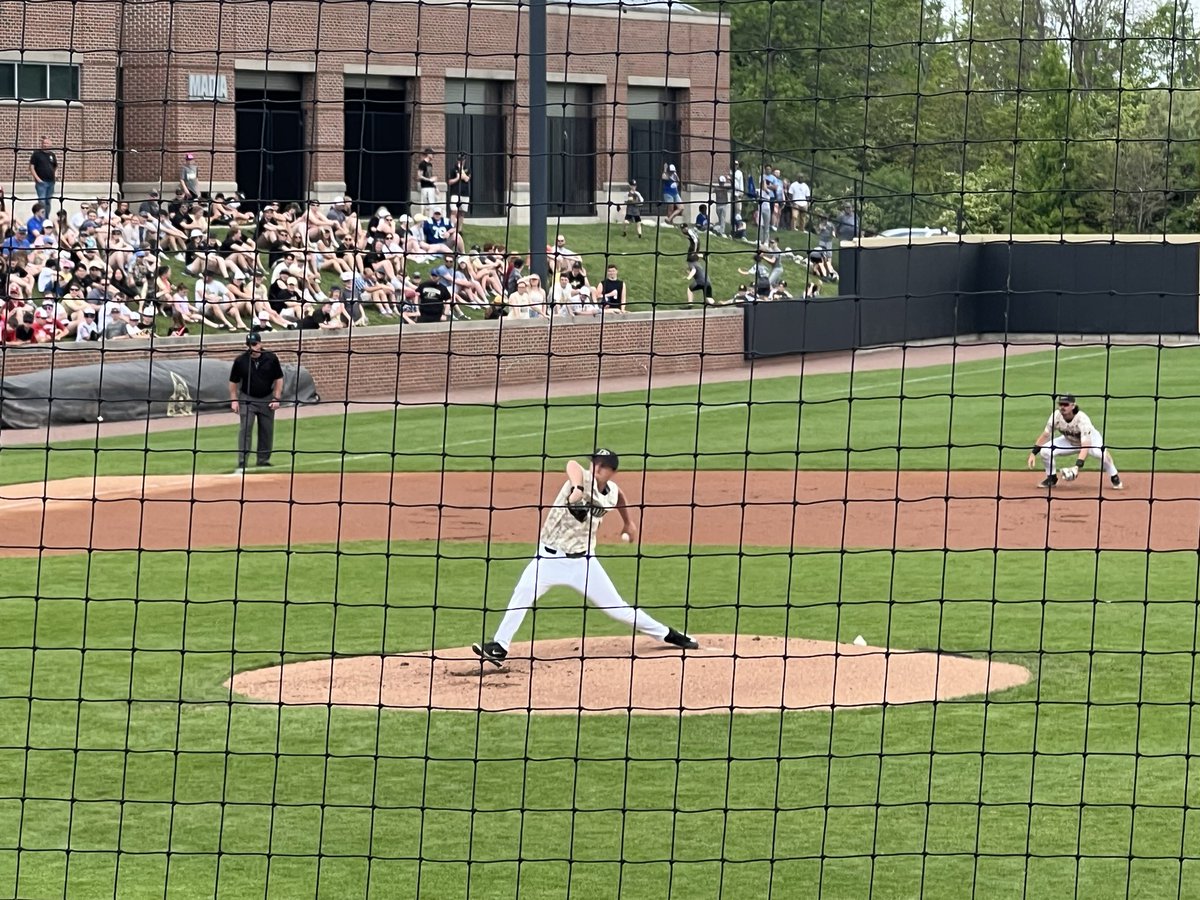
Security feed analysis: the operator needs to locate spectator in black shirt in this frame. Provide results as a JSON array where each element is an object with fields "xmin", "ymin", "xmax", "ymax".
[
  {"xmin": 417, "ymin": 149, "xmax": 437, "ymax": 214},
  {"xmin": 138, "ymin": 191, "xmax": 162, "ymax": 219},
  {"xmin": 447, "ymin": 153, "xmax": 471, "ymax": 228},
  {"xmin": 416, "ymin": 277, "xmax": 450, "ymax": 324},
  {"xmin": 228, "ymin": 332, "xmax": 284, "ymax": 470},
  {"xmin": 595, "ymin": 264, "xmax": 626, "ymax": 313},
  {"xmin": 29, "ymin": 137, "xmax": 57, "ymax": 208}
]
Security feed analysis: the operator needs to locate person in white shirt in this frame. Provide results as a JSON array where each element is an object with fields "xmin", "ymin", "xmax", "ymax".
[
  {"xmin": 470, "ymin": 450, "xmax": 699, "ymax": 667},
  {"xmin": 788, "ymin": 175, "xmax": 811, "ymax": 231},
  {"xmin": 1027, "ymin": 394, "xmax": 1123, "ymax": 490},
  {"xmin": 194, "ymin": 272, "xmax": 247, "ymax": 331},
  {"xmin": 75, "ymin": 307, "xmax": 101, "ymax": 341}
]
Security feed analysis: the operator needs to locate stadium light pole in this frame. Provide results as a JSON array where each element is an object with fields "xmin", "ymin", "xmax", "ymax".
[{"xmin": 528, "ymin": 0, "xmax": 548, "ymax": 284}]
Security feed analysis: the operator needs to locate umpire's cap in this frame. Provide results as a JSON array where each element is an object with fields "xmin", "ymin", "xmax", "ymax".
[
  {"xmin": 1057, "ymin": 393, "xmax": 1076, "ymax": 406},
  {"xmin": 246, "ymin": 332, "xmax": 262, "ymax": 346},
  {"xmin": 591, "ymin": 448, "xmax": 620, "ymax": 470}
]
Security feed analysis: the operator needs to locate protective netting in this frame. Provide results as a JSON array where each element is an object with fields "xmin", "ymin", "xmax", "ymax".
[{"xmin": 0, "ymin": 0, "xmax": 1198, "ymax": 898}]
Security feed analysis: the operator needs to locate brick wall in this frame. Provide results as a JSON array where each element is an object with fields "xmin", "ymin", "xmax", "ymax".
[{"xmin": 0, "ymin": 308, "xmax": 745, "ymax": 401}]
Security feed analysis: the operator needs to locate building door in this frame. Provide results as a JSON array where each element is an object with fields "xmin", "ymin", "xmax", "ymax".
[
  {"xmin": 235, "ymin": 71, "xmax": 306, "ymax": 207},
  {"xmin": 627, "ymin": 87, "xmax": 682, "ymax": 215},
  {"xmin": 547, "ymin": 83, "xmax": 595, "ymax": 217},
  {"xmin": 444, "ymin": 79, "xmax": 507, "ymax": 218},
  {"xmin": 344, "ymin": 75, "xmax": 411, "ymax": 217}
]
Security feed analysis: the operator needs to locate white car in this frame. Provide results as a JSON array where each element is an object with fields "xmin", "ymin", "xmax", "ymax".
[{"xmin": 878, "ymin": 227, "xmax": 955, "ymax": 238}]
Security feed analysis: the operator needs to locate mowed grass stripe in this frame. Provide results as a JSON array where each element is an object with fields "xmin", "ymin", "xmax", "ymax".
[
  {"xmin": 0, "ymin": 543, "xmax": 1198, "ymax": 900},
  {"xmin": 3, "ymin": 343, "xmax": 1198, "ymax": 485}
]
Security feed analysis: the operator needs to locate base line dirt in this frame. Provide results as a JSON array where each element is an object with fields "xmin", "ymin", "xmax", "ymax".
[
  {"xmin": 225, "ymin": 634, "xmax": 1032, "ymax": 716},
  {"xmin": 0, "ymin": 470, "xmax": 1195, "ymax": 554}
]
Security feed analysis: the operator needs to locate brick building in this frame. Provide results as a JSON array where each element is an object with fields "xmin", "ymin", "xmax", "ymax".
[{"xmin": 0, "ymin": 0, "xmax": 729, "ymax": 222}]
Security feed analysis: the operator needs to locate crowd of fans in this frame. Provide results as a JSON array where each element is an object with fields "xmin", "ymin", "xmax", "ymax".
[
  {"xmin": 0, "ymin": 148, "xmax": 859, "ymax": 344},
  {"xmin": 1, "ymin": 148, "xmax": 643, "ymax": 345}
]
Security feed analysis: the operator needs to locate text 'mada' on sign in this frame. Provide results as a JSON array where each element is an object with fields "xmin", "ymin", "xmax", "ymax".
[{"xmin": 187, "ymin": 73, "xmax": 229, "ymax": 102}]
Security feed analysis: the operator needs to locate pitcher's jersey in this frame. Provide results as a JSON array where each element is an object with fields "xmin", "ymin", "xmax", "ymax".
[
  {"xmin": 540, "ymin": 471, "xmax": 620, "ymax": 555},
  {"xmin": 1045, "ymin": 409, "xmax": 1098, "ymax": 447}
]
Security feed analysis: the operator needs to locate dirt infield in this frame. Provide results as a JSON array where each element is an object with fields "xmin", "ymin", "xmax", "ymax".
[
  {"xmin": 0, "ymin": 469, "xmax": 1196, "ymax": 554},
  {"xmin": 225, "ymin": 634, "xmax": 1032, "ymax": 716}
]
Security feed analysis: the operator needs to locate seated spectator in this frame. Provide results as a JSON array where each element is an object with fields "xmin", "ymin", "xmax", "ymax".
[
  {"xmin": 525, "ymin": 274, "xmax": 547, "ymax": 317},
  {"xmin": 359, "ymin": 268, "xmax": 398, "ymax": 317},
  {"xmin": 549, "ymin": 234, "xmax": 581, "ymax": 273},
  {"xmin": 75, "ymin": 306, "xmax": 101, "ymax": 341},
  {"xmin": 551, "ymin": 273, "xmax": 576, "ymax": 316},
  {"xmin": 33, "ymin": 296, "xmax": 70, "ymax": 341},
  {"xmin": 422, "ymin": 209, "xmax": 463, "ymax": 253},
  {"xmin": 267, "ymin": 272, "xmax": 305, "ymax": 322},
  {"xmin": 138, "ymin": 191, "xmax": 163, "ymax": 219},
  {"xmin": 695, "ymin": 204, "xmax": 710, "ymax": 231},
  {"xmin": 194, "ymin": 271, "xmax": 248, "ymax": 330},
  {"xmin": 99, "ymin": 295, "xmax": 141, "ymax": 339},
  {"xmin": 26, "ymin": 203, "xmax": 48, "ymax": 238},
  {"xmin": 2, "ymin": 224, "xmax": 31, "ymax": 256}
]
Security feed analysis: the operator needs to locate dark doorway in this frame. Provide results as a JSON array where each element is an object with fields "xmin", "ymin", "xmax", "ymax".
[
  {"xmin": 627, "ymin": 87, "xmax": 682, "ymax": 216},
  {"xmin": 444, "ymin": 79, "xmax": 507, "ymax": 218},
  {"xmin": 235, "ymin": 72, "xmax": 306, "ymax": 208},
  {"xmin": 547, "ymin": 83, "xmax": 595, "ymax": 216},
  {"xmin": 344, "ymin": 76, "xmax": 411, "ymax": 218}
]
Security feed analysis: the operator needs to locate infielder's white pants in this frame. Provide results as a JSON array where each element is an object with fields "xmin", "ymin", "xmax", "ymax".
[
  {"xmin": 1041, "ymin": 435, "xmax": 1118, "ymax": 475},
  {"xmin": 492, "ymin": 552, "xmax": 670, "ymax": 650}
]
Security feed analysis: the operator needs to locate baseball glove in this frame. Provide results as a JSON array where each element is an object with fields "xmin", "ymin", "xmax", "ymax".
[{"xmin": 1060, "ymin": 465, "xmax": 1079, "ymax": 481}]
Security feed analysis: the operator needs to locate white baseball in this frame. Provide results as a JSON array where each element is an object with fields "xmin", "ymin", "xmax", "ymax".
[
  {"xmin": 97, "ymin": 416, "xmax": 104, "ymax": 422},
  {"xmin": 621, "ymin": 533, "xmax": 631, "ymax": 543}
]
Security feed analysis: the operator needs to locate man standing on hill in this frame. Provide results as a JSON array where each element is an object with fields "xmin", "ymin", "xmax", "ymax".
[
  {"xmin": 29, "ymin": 137, "xmax": 57, "ymax": 208},
  {"xmin": 472, "ymin": 450, "xmax": 699, "ymax": 667},
  {"xmin": 229, "ymin": 332, "xmax": 284, "ymax": 471}
]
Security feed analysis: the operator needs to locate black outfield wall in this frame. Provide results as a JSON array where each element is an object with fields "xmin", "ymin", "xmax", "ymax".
[{"xmin": 747, "ymin": 239, "xmax": 1200, "ymax": 358}]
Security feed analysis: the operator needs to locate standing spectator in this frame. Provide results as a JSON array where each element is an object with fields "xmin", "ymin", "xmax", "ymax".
[
  {"xmin": 809, "ymin": 219, "xmax": 838, "ymax": 281},
  {"xmin": 732, "ymin": 160, "xmax": 746, "ymax": 220},
  {"xmin": 835, "ymin": 203, "xmax": 860, "ymax": 242},
  {"xmin": 714, "ymin": 176, "xmax": 730, "ymax": 235},
  {"xmin": 595, "ymin": 263, "xmax": 626, "ymax": 313},
  {"xmin": 29, "ymin": 137, "xmax": 57, "ymax": 208},
  {"xmin": 228, "ymin": 332, "xmax": 284, "ymax": 471},
  {"xmin": 789, "ymin": 174, "xmax": 811, "ymax": 232},
  {"xmin": 661, "ymin": 163, "xmax": 683, "ymax": 224},
  {"xmin": 179, "ymin": 153, "xmax": 200, "ymax": 200},
  {"xmin": 417, "ymin": 149, "xmax": 438, "ymax": 215},
  {"xmin": 622, "ymin": 182, "xmax": 644, "ymax": 238},
  {"xmin": 415, "ymin": 274, "xmax": 451, "ymax": 323},
  {"xmin": 447, "ymin": 153, "xmax": 471, "ymax": 229}
]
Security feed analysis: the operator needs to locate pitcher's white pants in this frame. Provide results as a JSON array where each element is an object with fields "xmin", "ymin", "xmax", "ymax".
[
  {"xmin": 1041, "ymin": 435, "xmax": 1118, "ymax": 475},
  {"xmin": 492, "ymin": 551, "xmax": 670, "ymax": 650}
]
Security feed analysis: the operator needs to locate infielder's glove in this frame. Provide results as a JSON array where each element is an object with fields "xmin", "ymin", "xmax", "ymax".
[{"xmin": 1060, "ymin": 466, "xmax": 1079, "ymax": 481}]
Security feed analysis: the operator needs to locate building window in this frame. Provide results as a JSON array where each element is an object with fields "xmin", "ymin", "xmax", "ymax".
[
  {"xmin": 445, "ymin": 79, "xmax": 507, "ymax": 218},
  {"xmin": 627, "ymin": 86, "xmax": 682, "ymax": 213},
  {"xmin": 0, "ymin": 63, "xmax": 79, "ymax": 101},
  {"xmin": 547, "ymin": 83, "xmax": 596, "ymax": 216}
]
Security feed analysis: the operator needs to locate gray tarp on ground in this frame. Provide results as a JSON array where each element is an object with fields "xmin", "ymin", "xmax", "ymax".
[{"xmin": 0, "ymin": 356, "xmax": 320, "ymax": 429}]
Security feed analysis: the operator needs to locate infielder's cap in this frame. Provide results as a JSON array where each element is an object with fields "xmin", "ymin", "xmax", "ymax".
[
  {"xmin": 591, "ymin": 448, "xmax": 619, "ymax": 470},
  {"xmin": 1057, "ymin": 393, "xmax": 1076, "ymax": 405}
]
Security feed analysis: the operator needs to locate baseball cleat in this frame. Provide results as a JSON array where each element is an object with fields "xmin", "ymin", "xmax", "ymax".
[
  {"xmin": 664, "ymin": 628, "xmax": 699, "ymax": 650},
  {"xmin": 1038, "ymin": 474, "xmax": 1058, "ymax": 489},
  {"xmin": 471, "ymin": 641, "xmax": 507, "ymax": 667},
  {"xmin": 1110, "ymin": 475, "xmax": 1125, "ymax": 490}
]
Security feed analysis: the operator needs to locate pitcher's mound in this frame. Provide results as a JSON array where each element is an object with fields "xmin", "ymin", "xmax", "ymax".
[{"xmin": 226, "ymin": 634, "xmax": 1031, "ymax": 715}]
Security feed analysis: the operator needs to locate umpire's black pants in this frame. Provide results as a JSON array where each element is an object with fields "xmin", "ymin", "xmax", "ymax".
[{"xmin": 237, "ymin": 393, "xmax": 275, "ymax": 467}]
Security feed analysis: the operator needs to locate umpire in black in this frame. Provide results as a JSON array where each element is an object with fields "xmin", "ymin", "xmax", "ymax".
[{"xmin": 228, "ymin": 332, "xmax": 284, "ymax": 470}]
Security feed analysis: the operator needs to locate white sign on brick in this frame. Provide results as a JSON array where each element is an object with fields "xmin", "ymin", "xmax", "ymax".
[{"xmin": 187, "ymin": 74, "xmax": 229, "ymax": 102}]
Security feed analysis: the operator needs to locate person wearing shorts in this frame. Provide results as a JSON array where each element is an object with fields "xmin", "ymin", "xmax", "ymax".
[
  {"xmin": 661, "ymin": 163, "xmax": 683, "ymax": 224},
  {"xmin": 623, "ymin": 182, "xmax": 644, "ymax": 238}
]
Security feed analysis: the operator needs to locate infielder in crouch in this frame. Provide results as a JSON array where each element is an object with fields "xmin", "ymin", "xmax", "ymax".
[
  {"xmin": 1027, "ymin": 393, "xmax": 1124, "ymax": 490},
  {"xmin": 472, "ymin": 449, "xmax": 699, "ymax": 666}
]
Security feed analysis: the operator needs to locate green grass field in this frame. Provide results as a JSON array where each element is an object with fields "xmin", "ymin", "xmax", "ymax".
[
  {"xmin": 3, "ymin": 342, "xmax": 1199, "ymax": 898},
  {"xmin": 3, "ymin": 343, "xmax": 1197, "ymax": 484}
]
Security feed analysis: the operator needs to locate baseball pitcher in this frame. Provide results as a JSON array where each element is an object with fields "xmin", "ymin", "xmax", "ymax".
[{"xmin": 472, "ymin": 449, "xmax": 699, "ymax": 667}]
